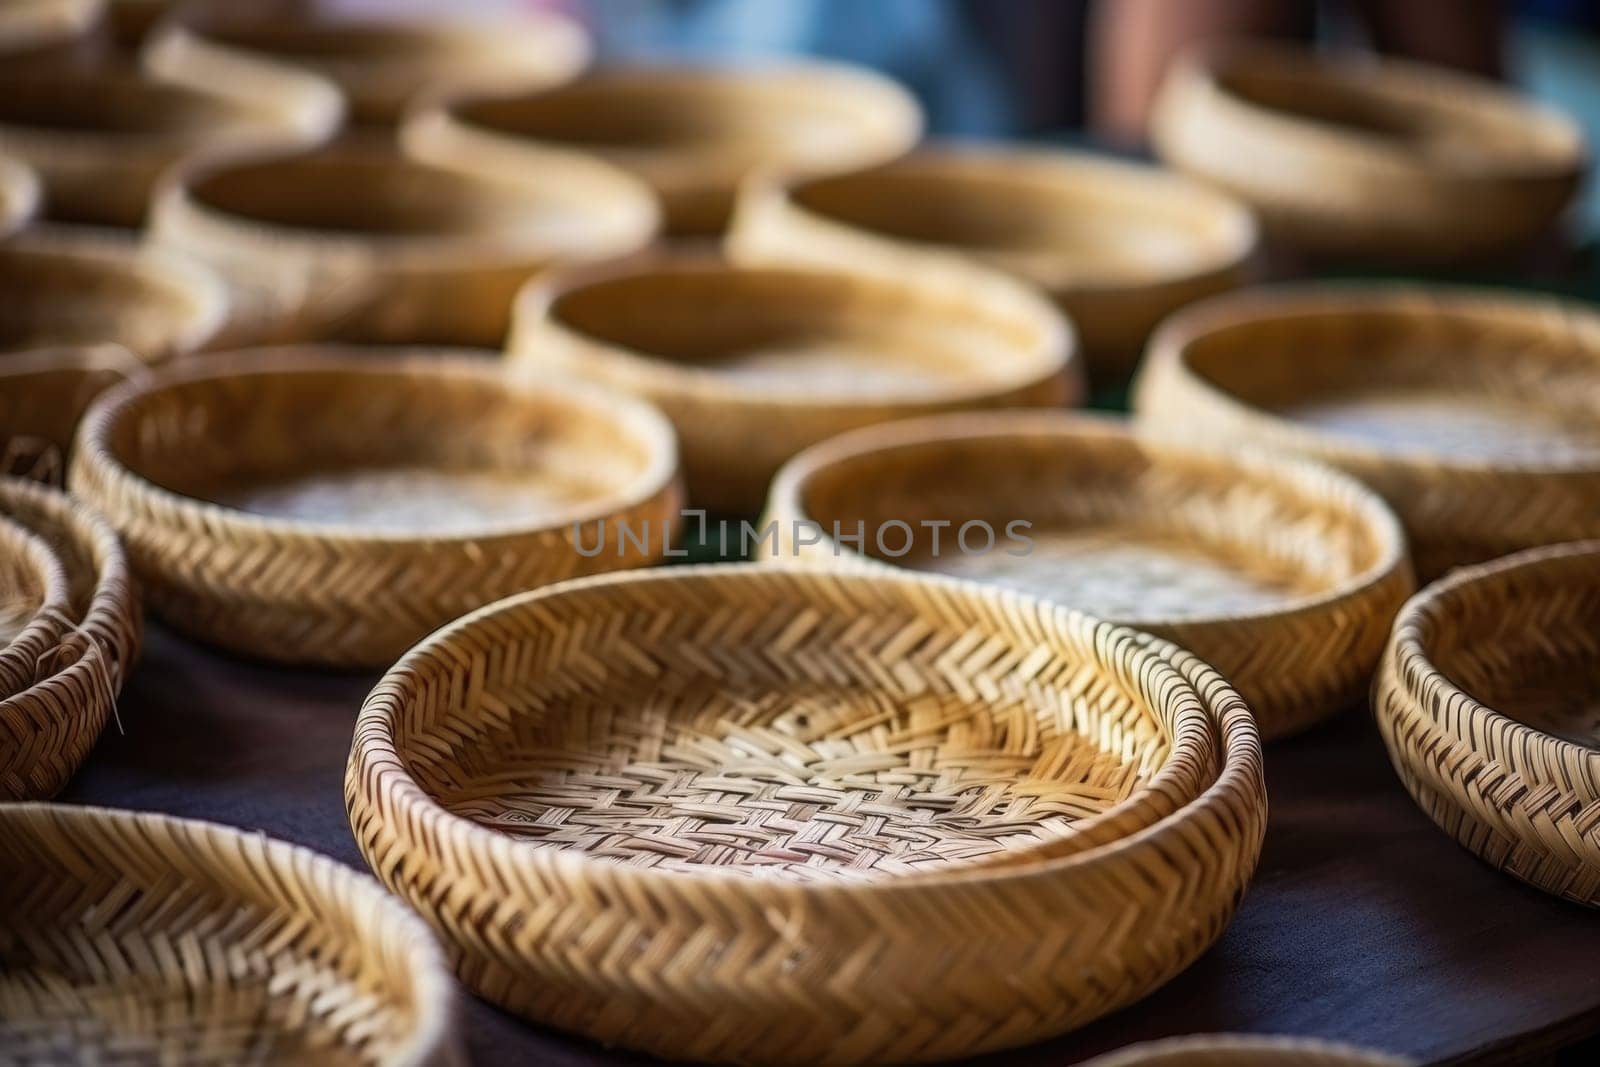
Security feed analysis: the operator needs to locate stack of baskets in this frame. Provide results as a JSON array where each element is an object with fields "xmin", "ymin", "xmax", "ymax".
[{"xmin": 1, "ymin": 2, "xmax": 1597, "ymax": 1064}]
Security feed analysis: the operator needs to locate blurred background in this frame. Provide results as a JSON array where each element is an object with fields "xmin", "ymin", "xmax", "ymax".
[{"xmin": 324, "ymin": 0, "xmax": 1600, "ymax": 239}]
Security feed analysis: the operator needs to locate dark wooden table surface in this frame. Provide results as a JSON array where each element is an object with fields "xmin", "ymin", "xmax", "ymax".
[{"xmin": 61, "ymin": 622, "xmax": 1600, "ymax": 1067}]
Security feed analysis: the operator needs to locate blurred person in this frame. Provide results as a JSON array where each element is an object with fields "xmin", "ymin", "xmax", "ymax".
[{"xmin": 1090, "ymin": 0, "xmax": 1507, "ymax": 144}]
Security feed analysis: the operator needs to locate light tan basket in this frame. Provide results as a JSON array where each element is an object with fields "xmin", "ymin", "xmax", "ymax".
[
  {"xmin": 0, "ymin": 153, "xmax": 39, "ymax": 239},
  {"xmin": 148, "ymin": 3, "xmax": 588, "ymax": 127},
  {"xmin": 70, "ymin": 348, "xmax": 682, "ymax": 668},
  {"xmin": 1, "ymin": 346, "xmax": 143, "ymax": 484},
  {"xmin": 149, "ymin": 142, "xmax": 659, "ymax": 347},
  {"xmin": 1135, "ymin": 285, "xmax": 1600, "ymax": 579},
  {"xmin": 0, "ymin": 0, "xmax": 101, "ymax": 66},
  {"xmin": 0, "ymin": 65, "xmax": 339, "ymax": 227},
  {"xmin": 1374, "ymin": 540, "xmax": 1600, "ymax": 907},
  {"xmin": 729, "ymin": 145, "xmax": 1259, "ymax": 384},
  {"xmin": 1152, "ymin": 42, "xmax": 1587, "ymax": 263},
  {"xmin": 0, "ymin": 228, "xmax": 226, "ymax": 363},
  {"xmin": 766, "ymin": 411, "xmax": 1412, "ymax": 739},
  {"xmin": 508, "ymin": 255, "xmax": 1078, "ymax": 513},
  {"xmin": 1080, "ymin": 1035, "xmax": 1413, "ymax": 1067},
  {"xmin": 0, "ymin": 802, "xmax": 460, "ymax": 1065},
  {"xmin": 347, "ymin": 564, "xmax": 1266, "ymax": 1065},
  {"xmin": 407, "ymin": 61, "xmax": 923, "ymax": 236},
  {"xmin": 0, "ymin": 476, "xmax": 140, "ymax": 799},
  {"xmin": 0, "ymin": 512, "xmax": 71, "ymax": 698}
]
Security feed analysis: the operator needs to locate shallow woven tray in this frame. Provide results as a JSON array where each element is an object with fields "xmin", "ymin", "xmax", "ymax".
[
  {"xmin": 347, "ymin": 564, "xmax": 1266, "ymax": 1064},
  {"xmin": 1135, "ymin": 285, "xmax": 1600, "ymax": 579},
  {"xmin": 149, "ymin": 143, "xmax": 658, "ymax": 347},
  {"xmin": 0, "ymin": 476, "xmax": 140, "ymax": 799},
  {"xmin": 729, "ymin": 145, "xmax": 1259, "ymax": 383},
  {"xmin": 508, "ymin": 256, "xmax": 1078, "ymax": 513},
  {"xmin": 407, "ymin": 61, "xmax": 923, "ymax": 235},
  {"xmin": 0, "ymin": 511, "xmax": 70, "ymax": 699},
  {"xmin": 0, "ymin": 228, "xmax": 225, "ymax": 363},
  {"xmin": 0, "ymin": 65, "xmax": 338, "ymax": 227},
  {"xmin": 0, "ymin": 802, "xmax": 460, "ymax": 1064},
  {"xmin": 1, "ymin": 346, "xmax": 142, "ymax": 484},
  {"xmin": 1081, "ymin": 1035, "xmax": 1413, "ymax": 1067},
  {"xmin": 766, "ymin": 411, "xmax": 1412, "ymax": 739},
  {"xmin": 70, "ymin": 349, "xmax": 682, "ymax": 668},
  {"xmin": 1152, "ymin": 42, "xmax": 1586, "ymax": 263},
  {"xmin": 148, "ymin": 3, "xmax": 588, "ymax": 127},
  {"xmin": 0, "ymin": 153, "xmax": 39, "ymax": 238},
  {"xmin": 1374, "ymin": 540, "xmax": 1600, "ymax": 907}
]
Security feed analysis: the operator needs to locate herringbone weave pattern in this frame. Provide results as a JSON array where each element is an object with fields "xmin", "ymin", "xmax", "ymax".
[
  {"xmin": 1136, "ymin": 287, "xmax": 1600, "ymax": 580},
  {"xmin": 69, "ymin": 352, "xmax": 681, "ymax": 668},
  {"xmin": 0, "ymin": 802, "xmax": 460, "ymax": 1065},
  {"xmin": 766, "ymin": 412, "xmax": 1413, "ymax": 739},
  {"xmin": 347, "ymin": 566, "xmax": 1266, "ymax": 1064},
  {"xmin": 0, "ymin": 477, "xmax": 140, "ymax": 800},
  {"xmin": 1375, "ymin": 541, "xmax": 1600, "ymax": 906}
]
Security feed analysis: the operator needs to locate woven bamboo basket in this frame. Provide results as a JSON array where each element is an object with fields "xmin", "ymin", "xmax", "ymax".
[
  {"xmin": 508, "ymin": 256, "xmax": 1077, "ymax": 514},
  {"xmin": 1080, "ymin": 1035, "xmax": 1413, "ymax": 1067},
  {"xmin": 147, "ymin": 3, "xmax": 588, "ymax": 127},
  {"xmin": 0, "ymin": 802, "xmax": 461, "ymax": 1064},
  {"xmin": 0, "ymin": 0, "xmax": 101, "ymax": 67},
  {"xmin": 347, "ymin": 564, "xmax": 1267, "ymax": 1065},
  {"xmin": 729, "ymin": 146, "xmax": 1259, "ymax": 384},
  {"xmin": 1, "ymin": 346, "xmax": 142, "ymax": 485},
  {"xmin": 406, "ymin": 62, "xmax": 923, "ymax": 236},
  {"xmin": 1135, "ymin": 285, "xmax": 1600, "ymax": 579},
  {"xmin": 148, "ymin": 143, "xmax": 658, "ymax": 347},
  {"xmin": 1151, "ymin": 42, "xmax": 1587, "ymax": 263},
  {"xmin": 1373, "ymin": 540, "xmax": 1600, "ymax": 907},
  {"xmin": 0, "ymin": 512, "xmax": 71, "ymax": 699},
  {"xmin": 766, "ymin": 411, "xmax": 1412, "ymax": 739},
  {"xmin": 70, "ymin": 349, "xmax": 682, "ymax": 668},
  {"xmin": 0, "ymin": 154, "xmax": 39, "ymax": 239},
  {"xmin": 0, "ymin": 228, "xmax": 226, "ymax": 363},
  {"xmin": 0, "ymin": 476, "xmax": 140, "ymax": 799},
  {"xmin": 0, "ymin": 65, "xmax": 339, "ymax": 228}
]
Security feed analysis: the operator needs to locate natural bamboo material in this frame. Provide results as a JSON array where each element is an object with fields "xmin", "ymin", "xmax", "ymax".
[
  {"xmin": 1152, "ymin": 42, "xmax": 1587, "ymax": 262},
  {"xmin": 1, "ymin": 346, "xmax": 143, "ymax": 485},
  {"xmin": 508, "ymin": 256, "xmax": 1078, "ymax": 513},
  {"xmin": 1135, "ymin": 285, "xmax": 1600, "ymax": 579},
  {"xmin": 1081, "ymin": 1035, "xmax": 1414, "ymax": 1067},
  {"xmin": 0, "ymin": 513, "xmax": 71, "ymax": 699},
  {"xmin": 0, "ymin": 802, "xmax": 461, "ymax": 1064},
  {"xmin": 405, "ymin": 62, "xmax": 922, "ymax": 235},
  {"xmin": 0, "ymin": 65, "xmax": 339, "ymax": 227},
  {"xmin": 0, "ymin": 0, "xmax": 101, "ymax": 67},
  {"xmin": 1375, "ymin": 540, "xmax": 1600, "ymax": 907},
  {"xmin": 148, "ymin": 143, "xmax": 659, "ymax": 347},
  {"xmin": 766, "ymin": 411, "xmax": 1412, "ymax": 739},
  {"xmin": 147, "ymin": 2, "xmax": 589, "ymax": 127},
  {"xmin": 0, "ymin": 228, "xmax": 226, "ymax": 363},
  {"xmin": 0, "ymin": 476, "xmax": 140, "ymax": 800},
  {"xmin": 728, "ymin": 146, "xmax": 1259, "ymax": 383},
  {"xmin": 70, "ymin": 349, "xmax": 683, "ymax": 668},
  {"xmin": 346, "ymin": 564, "xmax": 1267, "ymax": 1065},
  {"xmin": 0, "ymin": 154, "xmax": 39, "ymax": 239}
]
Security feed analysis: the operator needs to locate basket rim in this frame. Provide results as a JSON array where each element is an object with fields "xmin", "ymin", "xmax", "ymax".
[
  {"xmin": 0, "ymin": 509, "xmax": 73, "ymax": 694},
  {"xmin": 1138, "ymin": 281, "xmax": 1600, "ymax": 477},
  {"xmin": 1163, "ymin": 39, "xmax": 1588, "ymax": 184},
  {"xmin": 0, "ymin": 153, "xmax": 39, "ymax": 239},
  {"xmin": 736, "ymin": 140, "xmax": 1262, "ymax": 299},
  {"xmin": 1, "ymin": 227, "xmax": 229, "ymax": 363},
  {"xmin": 1383, "ymin": 538, "xmax": 1600, "ymax": 776},
  {"xmin": 70, "ymin": 346, "xmax": 682, "ymax": 547},
  {"xmin": 509, "ymin": 250, "xmax": 1079, "ymax": 409},
  {"xmin": 0, "ymin": 800, "xmax": 458, "ymax": 1067},
  {"xmin": 1079, "ymin": 1033, "xmax": 1414, "ymax": 1067},
  {"xmin": 0, "ymin": 343, "xmax": 147, "ymax": 382},
  {"xmin": 149, "ymin": 140, "xmax": 660, "ymax": 271},
  {"xmin": 348, "ymin": 562, "xmax": 1265, "ymax": 902},
  {"xmin": 765, "ymin": 408, "xmax": 1410, "ymax": 630}
]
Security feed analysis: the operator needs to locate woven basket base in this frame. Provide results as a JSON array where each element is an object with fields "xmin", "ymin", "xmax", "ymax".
[{"xmin": 426, "ymin": 673, "xmax": 1150, "ymax": 883}]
